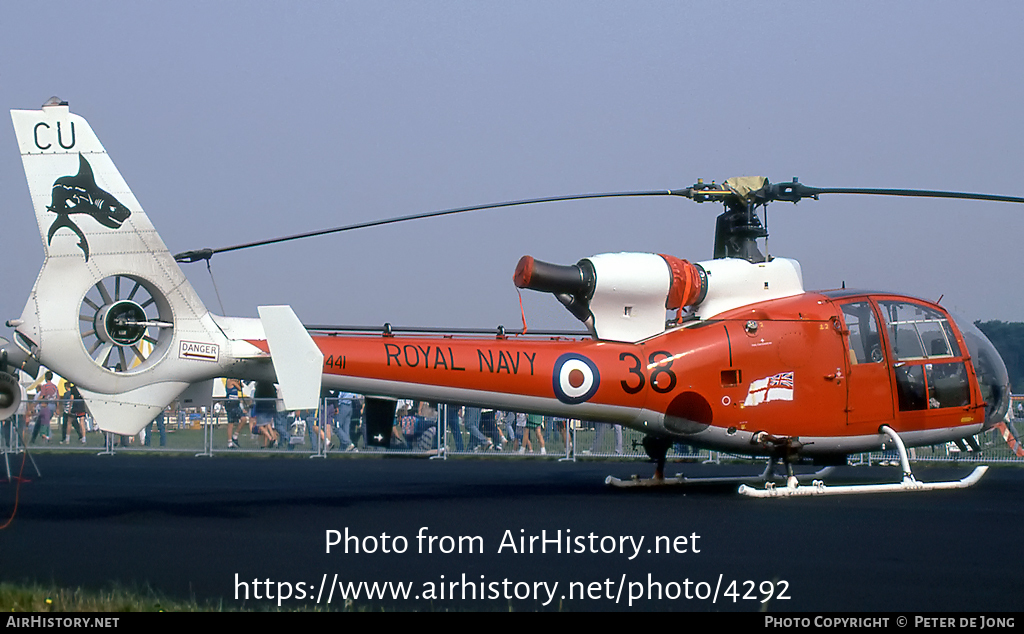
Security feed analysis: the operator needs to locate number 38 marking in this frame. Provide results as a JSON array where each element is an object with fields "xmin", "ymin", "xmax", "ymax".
[{"xmin": 619, "ymin": 351, "xmax": 677, "ymax": 394}]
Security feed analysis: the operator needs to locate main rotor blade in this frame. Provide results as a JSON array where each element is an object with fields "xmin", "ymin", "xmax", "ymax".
[
  {"xmin": 171, "ymin": 178, "xmax": 1024, "ymax": 264},
  {"xmin": 173, "ymin": 189, "xmax": 689, "ymax": 263},
  {"xmin": 767, "ymin": 182, "xmax": 1024, "ymax": 205},
  {"xmin": 817, "ymin": 187, "xmax": 1024, "ymax": 204}
]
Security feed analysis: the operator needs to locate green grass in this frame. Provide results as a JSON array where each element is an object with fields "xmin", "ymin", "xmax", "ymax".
[
  {"xmin": 0, "ymin": 581, "xmax": 461, "ymax": 612},
  {"xmin": 0, "ymin": 581, "xmax": 395, "ymax": 612},
  {"xmin": 0, "ymin": 582, "xmax": 215, "ymax": 612}
]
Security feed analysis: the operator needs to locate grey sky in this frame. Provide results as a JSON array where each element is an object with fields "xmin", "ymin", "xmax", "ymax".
[{"xmin": 2, "ymin": 2, "xmax": 1023, "ymax": 334}]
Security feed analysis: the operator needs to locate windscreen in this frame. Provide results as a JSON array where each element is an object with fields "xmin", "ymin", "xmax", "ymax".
[{"xmin": 952, "ymin": 315, "xmax": 1010, "ymax": 427}]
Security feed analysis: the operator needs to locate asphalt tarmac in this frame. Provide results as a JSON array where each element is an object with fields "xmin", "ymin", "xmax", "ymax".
[{"xmin": 0, "ymin": 451, "xmax": 1020, "ymax": 612}]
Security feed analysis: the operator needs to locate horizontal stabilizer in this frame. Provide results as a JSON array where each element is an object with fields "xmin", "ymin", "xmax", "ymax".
[
  {"xmin": 258, "ymin": 305, "xmax": 323, "ymax": 410},
  {"xmin": 79, "ymin": 381, "xmax": 189, "ymax": 435}
]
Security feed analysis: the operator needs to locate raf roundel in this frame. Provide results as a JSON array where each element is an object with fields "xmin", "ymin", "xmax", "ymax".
[{"xmin": 552, "ymin": 353, "xmax": 601, "ymax": 404}]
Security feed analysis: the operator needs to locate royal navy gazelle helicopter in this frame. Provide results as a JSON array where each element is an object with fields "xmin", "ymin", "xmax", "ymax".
[{"xmin": 0, "ymin": 98, "xmax": 1019, "ymax": 497}]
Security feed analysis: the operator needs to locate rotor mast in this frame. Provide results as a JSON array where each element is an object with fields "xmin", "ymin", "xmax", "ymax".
[{"xmin": 685, "ymin": 177, "xmax": 772, "ymax": 263}]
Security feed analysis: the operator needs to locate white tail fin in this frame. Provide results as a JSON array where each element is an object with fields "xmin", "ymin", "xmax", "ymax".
[
  {"xmin": 10, "ymin": 99, "xmax": 236, "ymax": 434},
  {"xmin": 258, "ymin": 306, "xmax": 323, "ymax": 410}
]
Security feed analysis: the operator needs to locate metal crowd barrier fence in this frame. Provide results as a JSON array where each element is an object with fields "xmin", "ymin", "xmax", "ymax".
[
  {"xmin": 848, "ymin": 420, "xmax": 1024, "ymax": 466},
  {"xmin": 3, "ymin": 395, "xmax": 1024, "ymax": 469}
]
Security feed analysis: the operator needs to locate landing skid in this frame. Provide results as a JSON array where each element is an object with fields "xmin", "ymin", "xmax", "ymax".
[
  {"xmin": 607, "ymin": 426, "xmax": 991, "ymax": 497},
  {"xmin": 605, "ymin": 465, "xmax": 834, "ymax": 489},
  {"xmin": 738, "ymin": 465, "xmax": 988, "ymax": 497},
  {"xmin": 738, "ymin": 426, "xmax": 989, "ymax": 498}
]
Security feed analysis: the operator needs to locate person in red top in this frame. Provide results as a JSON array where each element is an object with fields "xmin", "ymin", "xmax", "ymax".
[{"xmin": 30, "ymin": 371, "xmax": 58, "ymax": 443}]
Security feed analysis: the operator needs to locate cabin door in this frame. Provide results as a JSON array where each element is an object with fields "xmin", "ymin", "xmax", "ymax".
[{"xmin": 837, "ymin": 300, "xmax": 895, "ymax": 427}]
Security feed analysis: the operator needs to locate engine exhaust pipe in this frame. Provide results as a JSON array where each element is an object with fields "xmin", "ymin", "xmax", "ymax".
[
  {"xmin": 514, "ymin": 256, "xmax": 595, "ymax": 298},
  {"xmin": 514, "ymin": 256, "xmax": 597, "ymax": 323}
]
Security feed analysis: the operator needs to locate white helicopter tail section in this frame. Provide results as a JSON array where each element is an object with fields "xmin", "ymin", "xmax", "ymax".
[{"xmin": 9, "ymin": 98, "xmax": 236, "ymax": 434}]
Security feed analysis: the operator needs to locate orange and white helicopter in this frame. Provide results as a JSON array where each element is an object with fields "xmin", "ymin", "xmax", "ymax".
[{"xmin": 1, "ymin": 98, "xmax": 1020, "ymax": 497}]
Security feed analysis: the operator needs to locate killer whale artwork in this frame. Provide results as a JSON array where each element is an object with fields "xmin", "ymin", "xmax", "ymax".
[{"xmin": 47, "ymin": 153, "xmax": 131, "ymax": 261}]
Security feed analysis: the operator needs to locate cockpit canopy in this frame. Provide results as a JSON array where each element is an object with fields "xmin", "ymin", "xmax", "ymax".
[
  {"xmin": 952, "ymin": 315, "xmax": 1011, "ymax": 427},
  {"xmin": 879, "ymin": 300, "xmax": 1009, "ymax": 426},
  {"xmin": 831, "ymin": 292, "xmax": 1010, "ymax": 428}
]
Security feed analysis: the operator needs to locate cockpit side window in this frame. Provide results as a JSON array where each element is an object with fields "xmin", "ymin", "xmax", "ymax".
[
  {"xmin": 878, "ymin": 301, "xmax": 961, "ymax": 360},
  {"xmin": 928, "ymin": 361, "xmax": 970, "ymax": 409},
  {"xmin": 839, "ymin": 301, "xmax": 884, "ymax": 364},
  {"xmin": 878, "ymin": 300, "xmax": 969, "ymax": 412}
]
